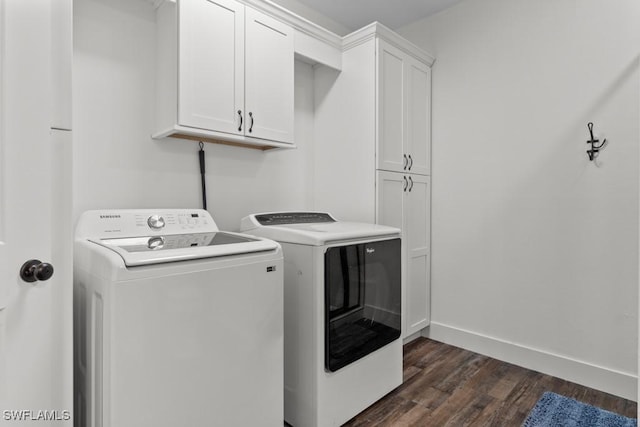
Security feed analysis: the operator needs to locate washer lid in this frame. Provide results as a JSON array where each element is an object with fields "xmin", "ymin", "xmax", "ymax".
[
  {"xmin": 241, "ymin": 212, "xmax": 400, "ymax": 246},
  {"xmin": 91, "ymin": 231, "xmax": 279, "ymax": 267}
]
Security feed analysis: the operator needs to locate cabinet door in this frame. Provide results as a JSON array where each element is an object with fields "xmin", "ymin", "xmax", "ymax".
[
  {"xmin": 377, "ymin": 40, "xmax": 406, "ymax": 173},
  {"xmin": 405, "ymin": 59, "xmax": 431, "ymax": 176},
  {"xmin": 179, "ymin": 0, "xmax": 244, "ymax": 134},
  {"xmin": 244, "ymin": 8, "xmax": 294, "ymax": 143},
  {"xmin": 376, "ymin": 170, "xmax": 405, "ymax": 231},
  {"xmin": 404, "ymin": 174, "xmax": 430, "ymax": 337},
  {"xmin": 376, "ymin": 171, "xmax": 406, "ymax": 335}
]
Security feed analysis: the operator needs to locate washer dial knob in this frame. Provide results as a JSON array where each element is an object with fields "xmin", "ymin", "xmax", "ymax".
[
  {"xmin": 147, "ymin": 215, "xmax": 165, "ymax": 230},
  {"xmin": 147, "ymin": 236, "xmax": 165, "ymax": 250}
]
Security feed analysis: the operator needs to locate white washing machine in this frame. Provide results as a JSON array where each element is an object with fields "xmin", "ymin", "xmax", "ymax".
[
  {"xmin": 74, "ymin": 209, "xmax": 283, "ymax": 427},
  {"xmin": 240, "ymin": 212, "xmax": 403, "ymax": 427}
]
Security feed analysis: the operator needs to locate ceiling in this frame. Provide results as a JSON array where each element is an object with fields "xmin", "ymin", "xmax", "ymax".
[{"xmin": 291, "ymin": 0, "xmax": 464, "ymax": 32}]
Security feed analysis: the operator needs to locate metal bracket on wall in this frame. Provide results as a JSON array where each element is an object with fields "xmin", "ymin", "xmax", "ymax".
[{"xmin": 586, "ymin": 122, "xmax": 607, "ymax": 161}]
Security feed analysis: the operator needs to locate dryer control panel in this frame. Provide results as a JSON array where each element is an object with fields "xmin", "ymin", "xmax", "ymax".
[{"xmin": 254, "ymin": 212, "xmax": 336, "ymax": 226}]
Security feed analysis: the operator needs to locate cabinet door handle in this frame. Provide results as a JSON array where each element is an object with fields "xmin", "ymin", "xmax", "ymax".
[
  {"xmin": 408, "ymin": 176, "xmax": 414, "ymax": 192},
  {"xmin": 408, "ymin": 155, "xmax": 413, "ymax": 170},
  {"xmin": 403, "ymin": 154, "xmax": 408, "ymax": 170},
  {"xmin": 249, "ymin": 112, "xmax": 254, "ymax": 133},
  {"xmin": 238, "ymin": 110, "xmax": 243, "ymax": 131},
  {"xmin": 403, "ymin": 176, "xmax": 408, "ymax": 192}
]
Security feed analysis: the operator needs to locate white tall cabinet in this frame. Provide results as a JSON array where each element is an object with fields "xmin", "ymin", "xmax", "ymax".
[
  {"xmin": 376, "ymin": 37, "xmax": 432, "ymax": 338},
  {"xmin": 314, "ymin": 23, "xmax": 434, "ymax": 340}
]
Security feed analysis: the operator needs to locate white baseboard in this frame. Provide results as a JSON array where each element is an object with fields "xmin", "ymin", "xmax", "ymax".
[{"xmin": 423, "ymin": 321, "xmax": 637, "ymax": 401}]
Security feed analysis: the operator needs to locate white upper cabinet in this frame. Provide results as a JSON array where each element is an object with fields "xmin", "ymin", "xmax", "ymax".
[
  {"xmin": 179, "ymin": 0, "xmax": 245, "ymax": 135},
  {"xmin": 377, "ymin": 41, "xmax": 405, "ymax": 174},
  {"xmin": 377, "ymin": 39, "xmax": 431, "ymax": 175},
  {"xmin": 155, "ymin": 0, "xmax": 294, "ymax": 149},
  {"xmin": 406, "ymin": 58, "xmax": 431, "ymax": 176},
  {"xmin": 244, "ymin": 8, "xmax": 294, "ymax": 143}
]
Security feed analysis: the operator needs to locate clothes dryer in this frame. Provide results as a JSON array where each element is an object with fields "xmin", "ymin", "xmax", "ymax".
[{"xmin": 241, "ymin": 212, "xmax": 402, "ymax": 427}]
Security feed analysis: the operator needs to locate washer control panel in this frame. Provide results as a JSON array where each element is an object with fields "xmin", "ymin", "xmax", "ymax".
[
  {"xmin": 137, "ymin": 212, "xmax": 210, "ymax": 232},
  {"xmin": 77, "ymin": 209, "xmax": 218, "ymax": 239}
]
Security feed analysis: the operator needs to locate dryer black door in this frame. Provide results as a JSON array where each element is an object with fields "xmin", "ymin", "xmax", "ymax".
[{"xmin": 324, "ymin": 238, "xmax": 401, "ymax": 372}]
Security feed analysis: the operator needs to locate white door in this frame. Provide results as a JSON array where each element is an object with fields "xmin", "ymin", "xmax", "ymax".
[
  {"xmin": 244, "ymin": 7, "xmax": 294, "ymax": 143},
  {"xmin": 0, "ymin": 1, "xmax": 72, "ymax": 424},
  {"xmin": 376, "ymin": 171, "xmax": 407, "ymax": 335},
  {"xmin": 179, "ymin": 0, "xmax": 245, "ymax": 134},
  {"xmin": 376, "ymin": 171, "xmax": 405, "ymax": 231},
  {"xmin": 404, "ymin": 174, "xmax": 430, "ymax": 337},
  {"xmin": 405, "ymin": 59, "xmax": 431, "ymax": 176},
  {"xmin": 376, "ymin": 171, "xmax": 431, "ymax": 339},
  {"xmin": 377, "ymin": 40, "xmax": 406, "ymax": 173}
]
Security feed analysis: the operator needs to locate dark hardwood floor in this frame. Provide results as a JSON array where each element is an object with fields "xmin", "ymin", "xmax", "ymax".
[{"xmin": 343, "ymin": 337, "xmax": 637, "ymax": 426}]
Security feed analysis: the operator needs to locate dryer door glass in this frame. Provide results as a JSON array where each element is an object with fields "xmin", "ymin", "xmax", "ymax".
[{"xmin": 324, "ymin": 238, "xmax": 401, "ymax": 372}]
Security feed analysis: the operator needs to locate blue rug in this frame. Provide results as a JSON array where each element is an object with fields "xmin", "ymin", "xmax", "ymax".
[{"xmin": 523, "ymin": 392, "xmax": 637, "ymax": 427}]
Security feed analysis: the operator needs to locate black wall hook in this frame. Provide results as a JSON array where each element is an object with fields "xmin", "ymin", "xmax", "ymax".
[{"xmin": 586, "ymin": 122, "xmax": 607, "ymax": 161}]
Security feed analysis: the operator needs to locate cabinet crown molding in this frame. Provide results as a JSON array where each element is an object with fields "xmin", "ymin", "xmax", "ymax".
[
  {"xmin": 237, "ymin": 5, "xmax": 435, "ymax": 66},
  {"xmin": 343, "ymin": 22, "xmax": 435, "ymax": 66},
  {"xmin": 241, "ymin": 0, "xmax": 343, "ymax": 49},
  {"xmin": 147, "ymin": 1, "xmax": 433, "ymax": 65},
  {"xmin": 146, "ymin": 0, "xmax": 343, "ymax": 49}
]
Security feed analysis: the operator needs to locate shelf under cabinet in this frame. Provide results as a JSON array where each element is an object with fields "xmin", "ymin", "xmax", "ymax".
[{"xmin": 152, "ymin": 125, "xmax": 296, "ymax": 151}]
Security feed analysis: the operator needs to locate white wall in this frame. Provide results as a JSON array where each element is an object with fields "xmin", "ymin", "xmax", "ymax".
[
  {"xmin": 73, "ymin": 0, "xmax": 316, "ymax": 231},
  {"xmin": 399, "ymin": 0, "xmax": 640, "ymax": 399},
  {"xmin": 268, "ymin": 0, "xmax": 349, "ymax": 36},
  {"xmin": 312, "ymin": 39, "xmax": 376, "ymax": 224}
]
